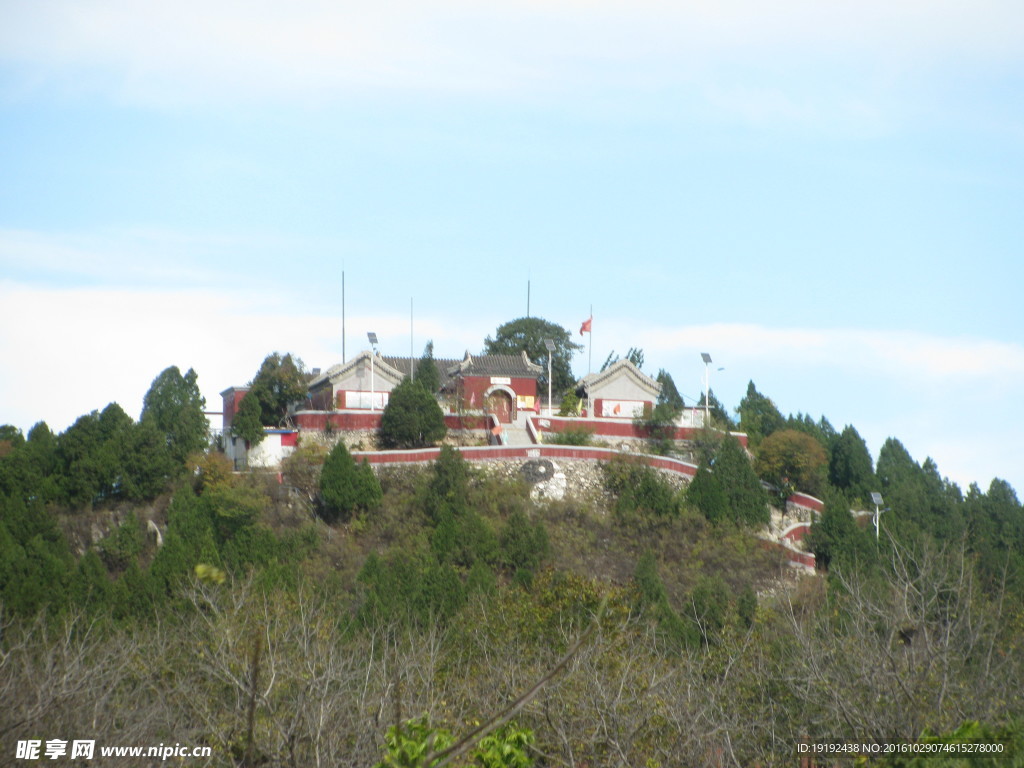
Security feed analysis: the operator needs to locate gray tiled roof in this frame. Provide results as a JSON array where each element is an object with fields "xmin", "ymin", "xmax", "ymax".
[
  {"xmin": 450, "ymin": 351, "xmax": 543, "ymax": 379},
  {"xmin": 381, "ymin": 356, "xmax": 459, "ymax": 390},
  {"xmin": 577, "ymin": 358, "xmax": 661, "ymax": 395}
]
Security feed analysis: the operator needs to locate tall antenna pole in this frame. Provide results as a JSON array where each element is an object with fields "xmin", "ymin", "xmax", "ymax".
[
  {"xmin": 410, "ymin": 297, "xmax": 415, "ymax": 382},
  {"xmin": 342, "ymin": 271, "xmax": 346, "ymax": 361},
  {"xmin": 527, "ymin": 279, "xmax": 531, "ymax": 318}
]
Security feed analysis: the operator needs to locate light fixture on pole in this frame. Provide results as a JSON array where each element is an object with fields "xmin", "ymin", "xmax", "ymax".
[
  {"xmin": 870, "ymin": 491, "xmax": 885, "ymax": 541},
  {"xmin": 543, "ymin": 339, "xmax": 555, "ymax": 417},
  {"xmin": 367, "ymin": 332, "xmax": 378, "ymax": 411},
  {"xmin": 701, "ymin": 353, "xmax": 713, "ymax": 428}
]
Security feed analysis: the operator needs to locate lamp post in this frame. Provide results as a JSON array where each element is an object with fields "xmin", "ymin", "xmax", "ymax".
[
  {"xmin": 870, "ymin": 491, "xmax": 885, "ymax": 541},
  {"xmin": 367, "ymin": 332, "xmax": 378, "ymax": 411},
  {"xmin": 544, "ymin": 338, "xmax": 555, "ymax": 417},
  {"xmin": 701, "ymin": 353, "xmax": 712, "ymax": 428}
]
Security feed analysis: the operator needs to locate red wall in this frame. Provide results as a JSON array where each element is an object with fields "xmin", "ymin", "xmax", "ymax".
[
  {"xmin": 221, "ymin": 388, "xmax": 249, "ymax": 429},
  {"xmin": 788, "ymin": 492, "xmax": 824, "ymax": 513},
  {"xmin": 292, "ymin": 411, "xmax": 496, "ymax": 432},
  {"xmin": 458, "ymin": 375, "xmax": 538, "ymax": 410},
  {"xmin": 444, "ymin": 414, "xmax": 491, "ymax": 430},
  {"xmin": 293, "ymin": 411, "xmax": 383, "ymax": 431}
]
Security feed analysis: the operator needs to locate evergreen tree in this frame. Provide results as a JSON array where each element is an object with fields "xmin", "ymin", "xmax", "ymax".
[
  {"xmin": 232, "ymin": 391, "xmax": 265, "ymax": 447},
  {"xmin": 877, "ymin": 438, "xmax": 963, "ymax": 542},
  {"xmin": 499, "ymin": 510, "xmax": 550, "ymax": 579},
  {"xmin": 737, "ymin": 381, "xmax": 785, "ymax": 449},
  {"xmin": 965, "ymin": 478, "xmax": 1024, "ymax": 595},
  {"xmin": 149, "ymin": 487, "xmax": 221, "ymax": 596},
  {"xmin": 120, "ymin": 419, "xmax": 177, "ymax": 501},
  {"xmin": 0, "ymin": 425, "xmax": 24, "ymax": 455},
  {"xmin": 57, "ymin": 404, "xmax": 136, "ymax": 506},
  {"xmin": 655, "ymin": 369, "xmax": 684, "ymax": 410},
  {"xmin": 319, "ymin": 441, "xmax": 382, "ymax": 523},
  {"xmin": 141, "ymin": 365, "xmax": 208, "ymax": 464},
  {"xmin": 24, "ymin": 421, "xmax": 60, "ymax": 501},
  {"xmin": 423, "ymin": 445, "xmax": 471, "ymax": 522},
  {"xmin": 828, "ymin": 424, "xmax": 876, "ymax": 503},
  {"xmin": 713, "ymin": 434, "xmax": 769, "ymax": 527},
  {"xmin": 0, "ymin": 495, "xmax": 73, "ymax": 616},
  {"xmin": 415, "ymin": 340, "xmax": 441, "ymax": 394},
  {"xmin": 379, "ymin": 377, "xmax": 446, "ymax": 449},
  {"xmin": 686, "ymin": 462, "xmax": 729, "ymax": 524},
  {"xmin": 71, "ymin": 549, "xmax": 112, "ymax": 613},
  {"xmin": 805, "ymin": 488, "xmax": 870, "ymax": 572},
  {"xmin": 248, "ymin": 352, "xmax": 308, "ymax": 427},
  {"xmin": 633, "ymin": 551, "xmax": 697, "ymax": 648}
]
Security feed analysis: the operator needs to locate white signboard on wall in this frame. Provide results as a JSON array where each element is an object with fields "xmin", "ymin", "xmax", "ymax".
[
  {"xmin": 346, "ymin": 391, "xmax": 389, "ymax": 410},
  {"xmin": 600, "ymin": 400, "xmax": 645, "ymax": 418},
  {"xmin": 680, "ymin": 408, "xmax": 705, "ymax": 427}
]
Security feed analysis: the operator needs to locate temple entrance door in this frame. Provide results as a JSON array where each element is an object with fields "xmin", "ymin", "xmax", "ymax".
[{"xmin": 486, "ymin": 390, "xmax": 514, "ymax": 423}]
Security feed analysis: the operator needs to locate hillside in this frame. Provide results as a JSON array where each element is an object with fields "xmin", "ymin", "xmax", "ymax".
[{"xmin": 2, "ymin": 373, "xmax": 1024, "ymax": 766}]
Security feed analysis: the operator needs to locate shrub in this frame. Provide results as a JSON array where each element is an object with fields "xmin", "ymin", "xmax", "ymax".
[
  {"xmin": 686, "ymin": 463, "xmax": 729, "ymax": 524},
  {"xmin": 713, "ymin": 434, "xmax": 770, "ymax": 527},
  {"xmin": 557, "ymin": 390, "xmax": 581, "ymax": 416},
  {"xmin": 544, "ymin": 425, "xmax": 594, "ymax": 446},
  {"xmin": 499, "ymin": 510, "xmax": 550, "ymax": 579},
  {"xmin": 602, "ymin": 457, "xmax": 681, "ymax": 519},
  {"xmin": 319, "ymin": 441, "xmax": 382, "ymax": 523},
  {"xmin": 379, "ymin": 378, "xmax": 446, "ymax": 449}
]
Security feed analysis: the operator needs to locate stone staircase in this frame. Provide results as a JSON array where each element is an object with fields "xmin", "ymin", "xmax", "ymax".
[{"xmin": 502, "ymin": 416, "xmax": 536, "ymax": 446}]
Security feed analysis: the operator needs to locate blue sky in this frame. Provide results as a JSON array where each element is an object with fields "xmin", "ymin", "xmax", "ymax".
[{"xmin": 2, "ymin": 0, "xmax": 1023, "ymax": 496}]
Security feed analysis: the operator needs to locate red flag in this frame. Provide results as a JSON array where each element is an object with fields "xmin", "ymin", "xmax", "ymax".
[{"xmin": 579, "ymin": 316, "xmax": 592, "ymax": 335}]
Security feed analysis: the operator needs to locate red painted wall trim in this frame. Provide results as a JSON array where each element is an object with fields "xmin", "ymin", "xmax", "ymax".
[
  {"xmin": 350, "ymin": 444, "xmax": 700, "ymax": 477},
  {"xmin": 293, "ymin": 411, "xmax": 383, "ymax": 430},
  {"xmin": 529, "ymin": 415, "xmax": 749, "ymax": 447},
  {"xmin": 787, "ymin": 492, "xmax": 824, "ymax": 512}
]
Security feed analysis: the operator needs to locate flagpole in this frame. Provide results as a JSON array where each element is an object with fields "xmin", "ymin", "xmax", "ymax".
[
  {"xmin": 588, "ymin": 305, "xmax": 593, "ymax": 419},
  {"xmin": 588, "ymin": 304, "xmax": 592, "ymax": 375}
]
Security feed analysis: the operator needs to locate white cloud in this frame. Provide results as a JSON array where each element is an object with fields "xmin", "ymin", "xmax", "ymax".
[
  {"xmin": 0, "ymin": 279, "xmax": 484, "ymax": 436},
  {"xmin": 635, "ymin": 322, "xmax": 1024, "ymax": 383},
  {"xmin": 584, "ymin": 318, "xmax": 1024, "ymax": 493},
  {"xmin": 1, "ymin": 282, "xmax": 1020, "ymax": 493},
  {"xmin": 0, "ymin": 228, "xmax": 227, "ymax": 286},
  {"xmin": 2, "ymin": 0, "xmax": 1021, "ymax": 106}
]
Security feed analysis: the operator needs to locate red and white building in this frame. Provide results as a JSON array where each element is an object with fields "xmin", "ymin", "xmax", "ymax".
[
  {"xmin": 442, "ymin": 351, "xmax": 542, "ymax": 423},
  {"xmin": 303, "ymin": 349, "xmax": 542, "ymax": 423},
  {"xmin": 577, "ymin": 358, "xmax": 661, "ymax": 419},
  {"xmin": 219, "ymin": 386, "xmax": 299, "ymax": 470},
  {"xmin": 220, "ymin": 350, "xmax": 544, "ymax": 461},
  {"xmin": 219, "ymin": 349, "xmax": 743, "ymax": 462}
]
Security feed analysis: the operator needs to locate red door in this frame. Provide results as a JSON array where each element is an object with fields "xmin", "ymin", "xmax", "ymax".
[{"xmin": 486, "ymin": 390, "xmax": 514, "ymax": 423}]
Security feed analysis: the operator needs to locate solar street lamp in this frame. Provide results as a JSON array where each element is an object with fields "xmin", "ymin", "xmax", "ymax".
[
  {"xmin": 544, "ymin": 338, "xmax": 555, "ymax": 416},
  {"xmin": 871, "ymin": 491, "xmax": 886, "ymax": 541}
]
